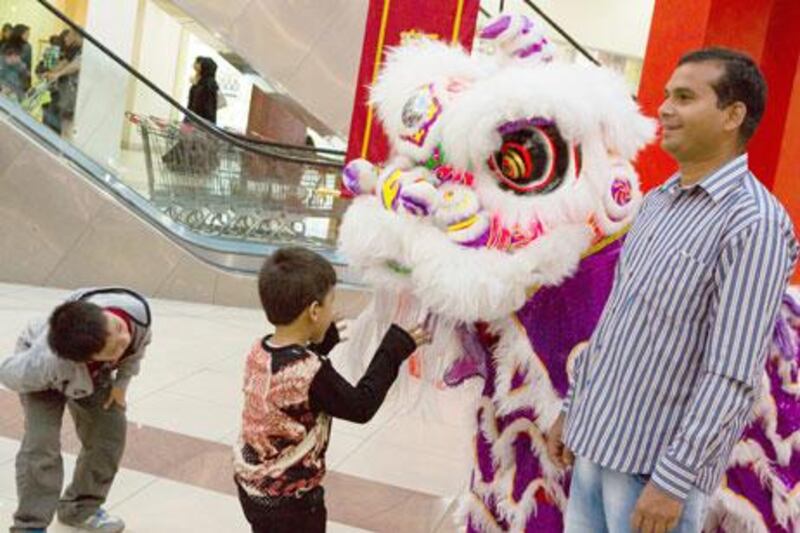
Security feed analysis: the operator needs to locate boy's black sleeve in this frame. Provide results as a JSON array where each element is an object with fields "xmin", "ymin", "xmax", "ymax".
[
  {"xmin": 308, "ymin": 322, "xmax": 341, "ymax": 356},
  {"xmin": 309, "ymin": 325, "xmax": 416, "ymax": 423}
]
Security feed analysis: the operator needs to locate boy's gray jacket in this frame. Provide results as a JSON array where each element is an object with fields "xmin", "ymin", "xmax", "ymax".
[{"xmin": 0, "ymin": 287, "xmax": 151, "ymax": 398}]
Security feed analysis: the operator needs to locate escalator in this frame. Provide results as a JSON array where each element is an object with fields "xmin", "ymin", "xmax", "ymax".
[{"xmin": 0, "ymin": 1, "xmax": 360, "ymax": 308}]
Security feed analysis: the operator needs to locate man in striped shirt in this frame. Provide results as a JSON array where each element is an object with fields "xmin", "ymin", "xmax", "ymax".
[{"xmin": 546, "ymin": 48, "xmax": 798, "ymax": 533}]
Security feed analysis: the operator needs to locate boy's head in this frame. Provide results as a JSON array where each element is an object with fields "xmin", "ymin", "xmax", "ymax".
[
  {"xmin": 48, "ymin": 301, "xmax": 132, "ymax": 363},
  {"xmin": 258, "ymin": 247, "xmax": 337, "ymax": 343}
]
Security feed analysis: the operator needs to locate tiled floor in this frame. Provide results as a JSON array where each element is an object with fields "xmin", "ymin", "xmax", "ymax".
[{"xmin": 0, "ymin": 283, "xmax": 477, "ymax": 532}]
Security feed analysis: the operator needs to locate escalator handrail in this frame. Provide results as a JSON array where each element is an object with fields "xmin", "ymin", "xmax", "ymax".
[
  {"xmin": 226, "ymin": 129, "xmax": 346, "ymax": 157},
  {"xmin": 36, "ymin": 0, "xmax": 345, "ymax": 168}
]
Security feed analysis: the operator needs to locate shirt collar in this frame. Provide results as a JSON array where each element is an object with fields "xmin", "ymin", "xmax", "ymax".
[{"xmin": 659, "ymin": 153, "xmax": 749, "ymax": 203}]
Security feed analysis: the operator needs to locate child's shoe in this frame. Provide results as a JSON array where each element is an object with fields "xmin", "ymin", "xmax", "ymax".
[{"xmin": 61, "ymin": 508, "xmax": 124, "ymax": 532}]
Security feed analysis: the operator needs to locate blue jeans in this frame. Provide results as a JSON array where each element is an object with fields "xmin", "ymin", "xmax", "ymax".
[{"xmin": 565, "ymin": 457, "xmax": 708, "ymax": 533}]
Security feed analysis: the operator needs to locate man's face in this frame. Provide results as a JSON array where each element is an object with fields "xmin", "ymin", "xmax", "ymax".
[
  {"xmin": 658, "ymin": 61, "xmax": 731, "ymax": 162},
  {"xmin": 91, "ymin": 312, "xmax": 132, "ymax": 362}
]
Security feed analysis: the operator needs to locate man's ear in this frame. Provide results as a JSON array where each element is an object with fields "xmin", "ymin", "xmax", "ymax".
[{"xmin": 724, "ymin": 101, "xmax": 747, "ymax": 134}]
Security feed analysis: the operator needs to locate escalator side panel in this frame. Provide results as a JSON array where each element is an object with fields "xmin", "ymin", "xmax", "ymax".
[{"xmin": 0, "ymin": 113, "xmax": 261, "ymax": 307}]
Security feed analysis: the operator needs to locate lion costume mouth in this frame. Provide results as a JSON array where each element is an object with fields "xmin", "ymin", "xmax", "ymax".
[{"xmin": 488, "ymin": 118, "xmax": 580, "ymax": 196}]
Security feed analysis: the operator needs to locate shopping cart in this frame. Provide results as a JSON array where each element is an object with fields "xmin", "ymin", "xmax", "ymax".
[{"xmin": 126, "ymin": 112, "xmax": 344, "ymax": 247}]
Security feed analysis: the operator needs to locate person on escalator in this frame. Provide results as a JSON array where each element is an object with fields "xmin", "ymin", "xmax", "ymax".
[
  {"xmin": 0, "ymin": 287, "xmax": 153, "ymax": 533},
  {"xmin": 35, "ymin": 34, "xmax": 65, "ymax": 133},
  {"xmin": 162, "ymin": 56, "xmax": 221, "ymax": 174},
  {"xmin": 186, "ymin": 55, "xmax": 219, "ymax": 125},
  {"xmin": 0, "ymin": 23, "xmax": 12, "ymax": 51},
  {"xmin": 46, "ymin": 28, "xmax": 82, "ymax": 140},
  {"xmin": 233, "ymin": 247, "xmax": 432, "ymax": 533},
  {"xmin": 0, "ymin": 41, "xmax": 29, "ymax": 101},
  {"xmin": 10, "ymin": 24, "xmax": 32, "ymax": 82}
]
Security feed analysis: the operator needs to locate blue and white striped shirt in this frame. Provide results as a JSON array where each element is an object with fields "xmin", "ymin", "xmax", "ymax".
[{"xmin": 562, "ymin": 154, "xmax": 798, "ymax": 500}]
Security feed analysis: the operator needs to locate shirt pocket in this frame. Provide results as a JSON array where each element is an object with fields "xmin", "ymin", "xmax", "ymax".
[{"xmin": 640, "ymin": 249, "xmax": 712, "ymax": 323}]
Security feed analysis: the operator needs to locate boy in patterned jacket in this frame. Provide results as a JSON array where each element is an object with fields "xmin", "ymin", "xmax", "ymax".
[{"xmin": 234, "ymin": 247, "xmax": 430, "ymax": 533}]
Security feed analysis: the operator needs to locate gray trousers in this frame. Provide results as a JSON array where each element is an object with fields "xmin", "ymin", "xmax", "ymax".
[{"xmin": 11, "ymin": 378, "xmax": 126, "ymax": 532}]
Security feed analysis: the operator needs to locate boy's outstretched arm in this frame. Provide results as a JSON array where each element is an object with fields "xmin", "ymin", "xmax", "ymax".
[{"xmin": 309, "ymin": 324, "xmax": 429, "ymax": 423}]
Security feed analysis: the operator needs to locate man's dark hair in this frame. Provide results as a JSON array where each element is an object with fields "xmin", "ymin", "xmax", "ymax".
[
  {"xmin": 679, "ymin": 47, "xmax": 767, "ymax": 143},
  {"xmin": 258, "ymin": 247, "xmax": 337, "ymax": 325},
  {"xmin": 47, "ymin": 301, "xmax": 109, "ymax": 362}
]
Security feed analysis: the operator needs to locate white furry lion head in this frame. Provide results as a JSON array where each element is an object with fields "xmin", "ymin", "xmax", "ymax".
[{"xmin": 339, "ymin": 15, "xmax": 656, "ymax": 322}]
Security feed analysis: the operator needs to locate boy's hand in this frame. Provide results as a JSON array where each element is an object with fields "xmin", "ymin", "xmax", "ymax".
[
  {"xmin": 103, "ymin": 386, "xmax": 127, "ymax": 410},
  {"xmin": 407, "ymin": 325, "xmax": 433, "ymax": 347}
]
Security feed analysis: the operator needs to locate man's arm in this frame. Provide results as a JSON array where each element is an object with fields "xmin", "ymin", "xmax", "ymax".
[
  {"xmin": 561, "ymin": 233, "xmax": 629, "ymax": 417},
  {"xmin": 308, "ymin": 325, "xmax": 417, "ymax": 423},
  {"xmin": 651, "ymin": 217, "xmax": 796, "ymax": 500},
  {"xmin": 561, "ymin": 343, "xmax": 589, "ymax": 416}
]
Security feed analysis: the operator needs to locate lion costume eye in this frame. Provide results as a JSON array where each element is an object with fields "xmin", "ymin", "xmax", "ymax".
[
  {"xmin": 487, "ymin": 120, "xmax": 577, "ymax": 195},
  {"xmin": 399, "ymin": 84, "xmax": 443, "ymax": 147}
]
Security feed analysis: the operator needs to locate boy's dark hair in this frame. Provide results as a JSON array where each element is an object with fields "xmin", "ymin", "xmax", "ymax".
[
  {"xmin": 679, "ymin": 47, "xmax": 767, "ymax": 143},
  {"xmin": 258, "ymin": 247, "xmax": 337, "ymax": 325},
  {"xmin": 47, "ymin": 301, "xmax": 109, "ymax": 362}
]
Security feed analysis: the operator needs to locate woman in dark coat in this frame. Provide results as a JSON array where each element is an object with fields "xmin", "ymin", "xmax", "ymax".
[
  {"xmin": 162, "ymin": 56, "xmax": 220, "ymax": 173},
  {"xmin": 186, "ymin": 56, "xmax": 218, "ymax": 124}
]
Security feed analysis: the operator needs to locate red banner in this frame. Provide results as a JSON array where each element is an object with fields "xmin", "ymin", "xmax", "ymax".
[{"xmin": 345, "ymin": 0, "xmax": 480, "ymax": 165}]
